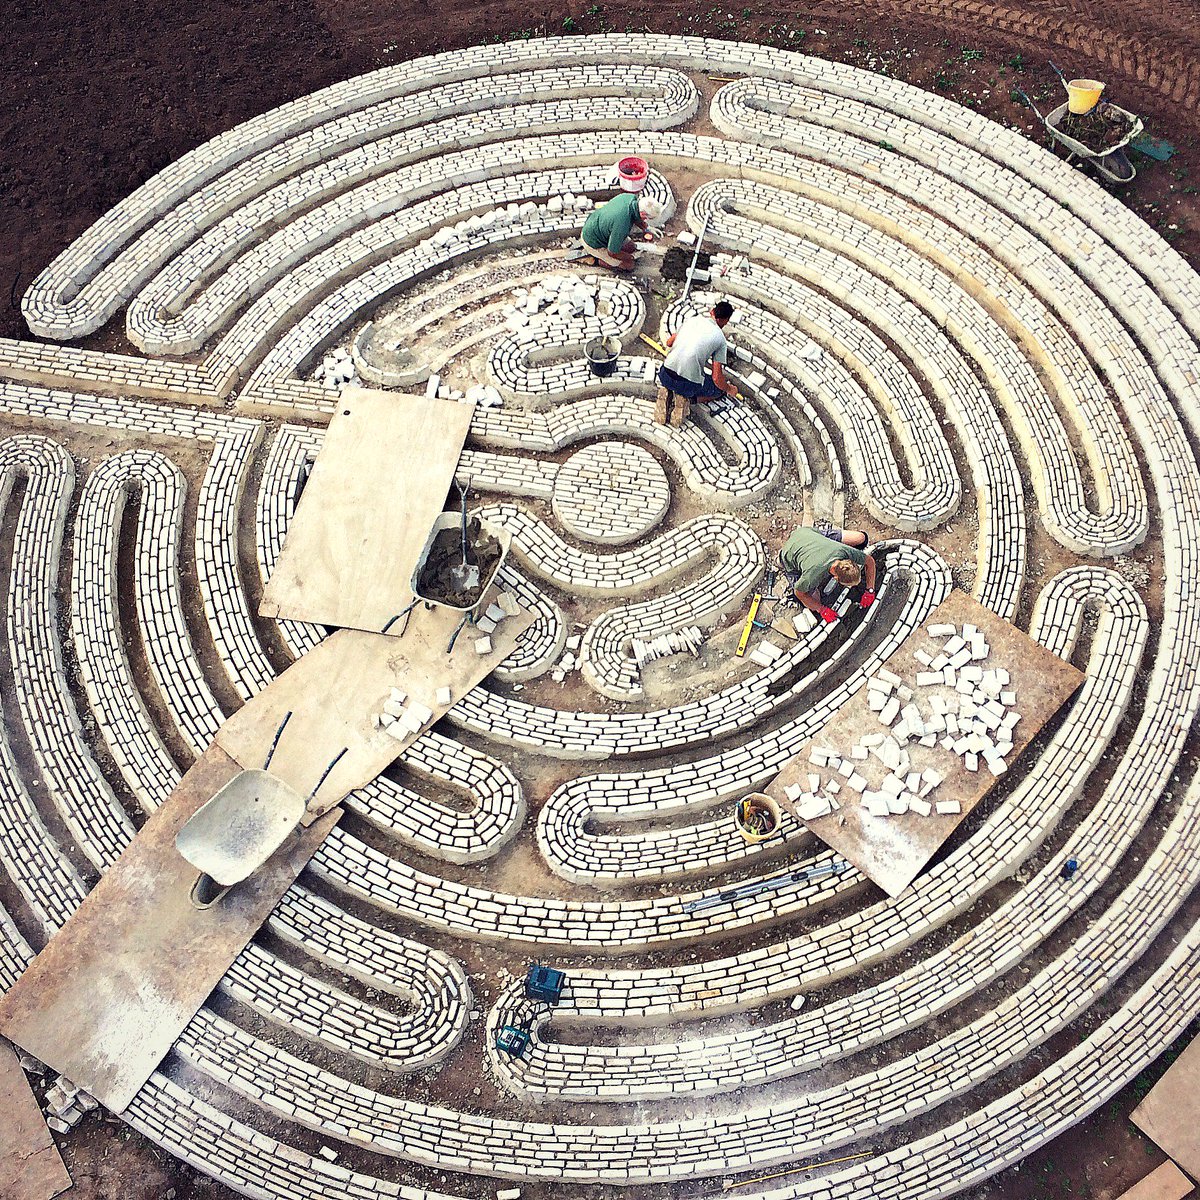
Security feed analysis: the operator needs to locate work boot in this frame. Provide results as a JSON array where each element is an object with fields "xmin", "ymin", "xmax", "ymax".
[
  {"xmin": 668, "ymin": 395, "xmax": 690, "ymax": 427},
  {"xmin": 654, "ymin": 387, "xmax": 671, "ymax": 425}
]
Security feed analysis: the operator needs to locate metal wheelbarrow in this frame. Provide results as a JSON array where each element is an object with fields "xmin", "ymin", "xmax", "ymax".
[
  {"xmin": 175, "ymin": 711, "xmax": 347, "ymax": 909},
  {"xmin": 1018, "ymin": 89, "xmax": 1143, "ymax": 184},
  {"xmin": 384, "ymin": 508, "xmax": 512, "ymax": 653}
]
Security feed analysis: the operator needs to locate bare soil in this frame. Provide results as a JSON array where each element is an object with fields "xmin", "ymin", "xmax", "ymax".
[{"xmin": 2, "ymin": 3, "xmax": 1199, "ymax": 1199}]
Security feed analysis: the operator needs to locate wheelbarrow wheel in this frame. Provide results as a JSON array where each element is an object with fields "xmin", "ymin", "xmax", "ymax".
[{"xmin": 190, "ymin": 872, "xmax": 230, "ymax": 909}]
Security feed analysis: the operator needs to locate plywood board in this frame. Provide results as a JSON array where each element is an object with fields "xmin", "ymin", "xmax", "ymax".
[
  {"xmin": 216, "ymin": 596, "xmax": 534, "ymax": 823},
  {"xmin": 1133, "ymin": 1034, "xmax": 1200, "ymax": 1182},
  {"xmin": 0, "ymin": 1039, "xmax": 71, "ymax": 1200},
  {"xmin": 260, "ymin": 387, "xmax": 474, "ymax": 633},
  {"xmin": 0, "ymin": 746, "xmax": 339, "ymax": 1114},
  {"xmin": 1114, "ymin": 1161, "xmax": 1195, "ymax": 1200},
  {"xmin": 765, "ymin": 589, "xmax": 1084, "ymax": 897}
]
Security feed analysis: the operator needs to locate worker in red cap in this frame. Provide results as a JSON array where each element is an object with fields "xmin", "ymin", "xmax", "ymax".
[{"xmin": 778, "ymin": 525, "xmax": 877, "ymax": 624}]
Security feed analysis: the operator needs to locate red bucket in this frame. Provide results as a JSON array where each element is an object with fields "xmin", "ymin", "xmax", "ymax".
[{"xmin": 617, "ymin": 156, "xmax": 649, "ymax": 192}]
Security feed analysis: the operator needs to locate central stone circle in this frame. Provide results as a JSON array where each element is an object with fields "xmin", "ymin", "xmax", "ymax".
[{"xmin": 551, "ymin": 440, "xmax": 670, "ymax": 544}]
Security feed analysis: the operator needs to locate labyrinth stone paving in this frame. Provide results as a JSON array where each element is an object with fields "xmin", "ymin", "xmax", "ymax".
[{"xmin": 0, "ymin": 31, "xmax": 1198, "ymax": 1200}]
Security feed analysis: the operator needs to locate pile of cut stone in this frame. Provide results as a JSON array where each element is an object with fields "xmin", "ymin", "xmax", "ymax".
[
  {"xmin": 785, "ymin": 621, "xmax": 1021, "ymax": 823},
  {"xmin": 505, "ymin": 274, "xmax": 603, "ymax": 332},
  {"xmin": 311, "ymin": 345, "xmax": 359, "ymax": 390},
  {"xmin": 632, "ymin": 626, "xmax": 704, "ymax": 670},
  {"xmin": 43, "ymin": 1071, "xmax": 99, "ymax": 1133},
  {"xmin": 429, "ymin": 200, "xmax": 551, "ymax": 251},
  {"xmin": 550, "ymin": 634, "xmax": 582, "ymax": 683}
]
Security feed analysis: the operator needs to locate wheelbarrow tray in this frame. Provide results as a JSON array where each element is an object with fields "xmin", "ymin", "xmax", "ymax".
[
  {"xmin": 1046, "ymin": 102, "xmax": 1143, "ymax": 159},
  {"xmin": 175, "ymin": 769, "xmax": 307, "ymax": 886},
  {"xmin": 410, "ymin": 511, "xmax": 512, "ymax": 614}
]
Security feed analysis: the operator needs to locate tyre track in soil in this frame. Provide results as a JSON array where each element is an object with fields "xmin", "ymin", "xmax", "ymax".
[{"xmin": 633, "ymin": 0, "xmax": 1200, "ymax": 113}]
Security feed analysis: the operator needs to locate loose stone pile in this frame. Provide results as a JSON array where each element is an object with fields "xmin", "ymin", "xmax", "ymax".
[{"xmin": 1, "ymin": 31, "xmax": 1199, "ymax": 1200}]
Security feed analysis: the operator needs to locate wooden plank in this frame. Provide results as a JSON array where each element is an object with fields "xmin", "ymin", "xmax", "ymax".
[
  {"xmin": 1115, "ymin": 1161, "xmax": 1195, "ymax": 1200},
  {"xmin": 0, "ymin": 1039, "xmax": 72, "ymax": 1200},
  {"xmin": 216, "ymin": 597, "xmax": 535, "ymax": 823},
  {"xmin": 765, "ymin": 590, "xmax": 1084, "ymax": 896},
  {"xmin": 1133, "ymin": 1035, "xmax": 1200, "ymax": 1182},
  {"xmin": 0, "ymin": 746, "xmax": 339, "ymax": 1114},
  {"xmin": 260, "ymin": 387, "xmax": 474, "ymax": 634}
]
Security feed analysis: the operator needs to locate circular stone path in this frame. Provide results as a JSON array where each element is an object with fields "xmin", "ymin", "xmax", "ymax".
[
  {"xmin": 0, "ymin": 32, "xmax": 1198, "ymax": 1200},
  {"xmin": 551, "ymin": 440, "xmax": 670, "ymax": 543}
]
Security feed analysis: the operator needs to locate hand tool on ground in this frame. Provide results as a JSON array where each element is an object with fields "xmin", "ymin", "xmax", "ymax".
[
  {"xmin": 721, "ymin": 1152, "xmax": 872, "ymax": 1189},
  {"xmin": 735, "ymin": 593, "xmax": 762, "ymax": 657},
  {"xmin": 639, "ymin": 332, "xmax": 668, "ymax": 355},
  {"xmin": 682, "ymin": 861, "xmax": 850, "ymax": 912}
]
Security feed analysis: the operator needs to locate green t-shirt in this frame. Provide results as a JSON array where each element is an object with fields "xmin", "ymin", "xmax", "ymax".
[
  {"xmin": 779, "ymin": 527, "xmax": 866, "ymax": 595},
  {"xmin": 581, "ymin": 192, "xmax": 641, "ymax": 254}
]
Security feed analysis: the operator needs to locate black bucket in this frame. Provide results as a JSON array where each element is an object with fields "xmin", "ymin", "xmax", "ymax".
[{"xmin": 585, "ymin": 336, "xmax": 619, "ymax": 378}]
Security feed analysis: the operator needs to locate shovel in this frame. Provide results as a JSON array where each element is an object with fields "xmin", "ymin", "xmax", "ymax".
[{"xmin": 448, "ymin": 476, "xmax": 480, "ymax": 594}]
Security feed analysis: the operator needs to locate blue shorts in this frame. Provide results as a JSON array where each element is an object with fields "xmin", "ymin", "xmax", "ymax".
[{"xmin": 658, "ymin": 364, "xmax": 723, "ymax": 401}]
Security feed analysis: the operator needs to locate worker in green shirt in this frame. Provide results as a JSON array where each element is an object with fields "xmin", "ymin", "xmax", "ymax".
[
  {"xmin": 579, "ymin": 193, "xmax": 663, "ymax": 271},
  {"xmin": 778, "ymin": 525, "xmax": 877, "ymax": 624}
]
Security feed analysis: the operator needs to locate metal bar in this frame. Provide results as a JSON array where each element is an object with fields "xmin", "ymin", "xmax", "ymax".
[{"xmin": 681, "ymin": 210, "xmax": 713, "ymax": 306}]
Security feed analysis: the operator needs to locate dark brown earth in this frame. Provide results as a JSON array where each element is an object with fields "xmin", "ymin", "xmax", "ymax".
[{"xmin": 2, "ymin": 3, "xmax": 1199, "ymax": 1199}]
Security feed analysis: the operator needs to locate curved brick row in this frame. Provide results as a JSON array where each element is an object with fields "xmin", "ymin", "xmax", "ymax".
[
  {"xmin": 254, "ymin": 423, "xmax": 327, "ymax": 660},
  {"xmin": 345, "ymin": 730, "xmax": 526, "ymax": 865},
  {"xmin": 487, "ymin": 276, "xmax": 649, "ymax": 403},
  {"xmin": 499, "ymin": 569, "xmax": 1147, "ymax": 1095},
  {"xmin": 71, "ymin": 452, "xmax": 186, "ymax": 812},
  {"xmin": 0, "ymin": 437, "xmax": 135, "ymax": 871},
  {"xmin": 126, "ymin": 76, "xmax": 694, "ymax": 354},
  {"xmin": 481, "ymin": 504, "xmax": 765, "ymax": 698},
  {"xmin": 5, "ymin": 32, "xmax": 1200, "ymax": 1200},
  {"xmin": 24, "ymin": 63, "xmax": 695, "ymax": 341},
  {"xmin": 220, "ymin": 940, "xmax": 460, "ymax": 1073}
]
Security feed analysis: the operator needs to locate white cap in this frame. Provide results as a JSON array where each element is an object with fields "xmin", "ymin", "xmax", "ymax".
[{"xmin": 639, "ymin": 197, "xmax": 664, "ymax": 223}]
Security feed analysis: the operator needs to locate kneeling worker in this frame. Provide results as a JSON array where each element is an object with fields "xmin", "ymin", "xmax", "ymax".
[
  {"xmin": 779, "ymin": 525, "xmax": 877, "ymax": 624},
  {"xmin": 580, "ymin": 193, "xmax": 663, "ymax": 271},
  {"xmin": 656, "ymin": 300, "xmax": 738, "ymax": 426}
]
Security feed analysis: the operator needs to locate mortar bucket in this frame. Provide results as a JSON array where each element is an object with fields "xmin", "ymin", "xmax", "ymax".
[
  {"xmin": 1066, "ymin": 79, "xmax": 1104, "ymax": 113},
  {"xmin": 616, "ymin": 156, "xmax": 649, "ymax": 192},
  {"xmin": 734, "ymin": 792, "xmax": 781, "ymax": 843}
]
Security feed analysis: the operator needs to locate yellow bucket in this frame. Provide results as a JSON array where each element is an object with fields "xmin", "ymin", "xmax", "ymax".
[
  {"xmin": 734, "ymin": 793, "xmax": 781, "ymax": 843},
  {"xmin": 1066, "ymin": 79, "xmax": 1105, "ymax": 114}
]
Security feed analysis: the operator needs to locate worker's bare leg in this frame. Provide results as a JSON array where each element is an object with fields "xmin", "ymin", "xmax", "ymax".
[
  {"xmin": 839, "ymin": 529, "xmax": 868, "ymax": 548},
  {"xmin": 668, "ymin": 395, "xmax": 690, "ymax": 427}
]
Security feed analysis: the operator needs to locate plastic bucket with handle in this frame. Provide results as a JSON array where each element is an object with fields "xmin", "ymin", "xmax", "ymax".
[
  {"xmin": 617, "ymin": 156, "xmax": 649, "ymax": 192},
  {"xmin": 734, "ymin": 792, "xmax": 781, "ymax": 843},
  {"xmin": 1066, "ymin": 79, "xmax": 1104, "ymax": 113}
]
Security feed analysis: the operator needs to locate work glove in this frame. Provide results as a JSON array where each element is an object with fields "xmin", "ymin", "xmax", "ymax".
[
  {"xmin": 859, "ymin": 590, "xmax": 876, "ymax": 609},
  {"xmin": 819, "ymin": 606, "xmax": 838, "ymax": 624}
]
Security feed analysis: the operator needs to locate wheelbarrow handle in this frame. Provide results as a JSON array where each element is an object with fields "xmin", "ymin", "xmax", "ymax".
[
  {"xmin": 307, "ymin": 746, "xmax": 350, "ymax": 802},
  {"xmin": 1015, "ymin": 89, "xmax": 1043, "ymax": 120},
  {"xmin": 262, "ymin": 710, "xmax": 294, "ymax": 771}
]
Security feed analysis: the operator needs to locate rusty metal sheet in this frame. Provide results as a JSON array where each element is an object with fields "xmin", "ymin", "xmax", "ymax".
[
  {"xmin": 766, "ymin": 589, "xmax": 1084, "ymax": 897},
  {"xmin": 1132, "ymin": 1034, "xmax": 1200, "ymax": 1183},
  {"xmin": 0, "ymin": 1038, "xmax": 71, "ymax": 1200},
  {"xmin": 0, "ymin": 746, "xmax": 339, "ymax": 1114}
]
